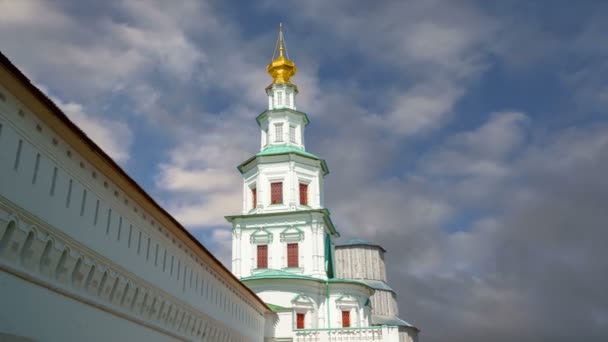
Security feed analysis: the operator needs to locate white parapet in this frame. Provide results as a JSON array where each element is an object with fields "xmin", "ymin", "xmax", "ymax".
[{"xmin": 293, "ymin": 326, "xmax": 401, "ymax": 342}]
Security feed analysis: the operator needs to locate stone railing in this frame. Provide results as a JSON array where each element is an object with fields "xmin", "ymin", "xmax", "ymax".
[{"xmin": 294, "ymin": 325, "xmax": 400, "ymax": 342}]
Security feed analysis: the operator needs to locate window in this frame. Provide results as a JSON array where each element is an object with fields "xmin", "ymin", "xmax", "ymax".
[
  {"xmin": 287, "ymin": 243, "xmax": 299, "ymax": 268},
  {"xmin": 299, "ymin": 183, "xmax": 308, "ymax": 206},
  {"xmin": 257, "ymin": 245, "xmax": 268, "ymax": 269},
  {"xmin": 296, "ymin": 313, "xmax": 305, "ymax": 329},
  {"xmin": 289, "ymin": 125, "xmax": 296, "ymax": 143},
  {"xmin": 342, "ymin": 310, "xmax": 350, "ymax": 328},
  {"xmin": 275, "ymin": 123, "xmax": 283, "ymax": 142},
  {"xmin": 251, "ymin": 187, "xmax": 257, "ymax": 208},
  {"xmin": 277, "ymin": 91, "xmax": 283, "ymax": 106},
  {"xmin": 271, "ymin": 182, "xmax": 283, "ymax": 204}
]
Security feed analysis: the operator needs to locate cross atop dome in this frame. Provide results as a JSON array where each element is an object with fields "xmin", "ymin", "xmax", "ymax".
[{"xmin": 267, "ymin": 23, "xmax": 297, "ymax": 85}]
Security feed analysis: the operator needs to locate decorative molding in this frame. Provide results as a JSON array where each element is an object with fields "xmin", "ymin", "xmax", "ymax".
[
  {"xmin": 250, "ymin": 228, "xmax": 273, "ymax": 244},
  {"xmin": 0, "ymin": 199, "xmax": 252, "ymax": 342},
  {"xmin": 280, "ymin": 226, "xmax": 304, "ymax": 242}
]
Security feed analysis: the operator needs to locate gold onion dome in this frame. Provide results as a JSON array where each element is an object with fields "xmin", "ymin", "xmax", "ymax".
[{"xmin": 267, "ymin": 23, "xmax": 297, "ymax": 85}]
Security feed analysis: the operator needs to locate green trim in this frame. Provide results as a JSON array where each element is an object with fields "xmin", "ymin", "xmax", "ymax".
[
  {"xmin": 336, "ymin": 238, "xmax": 386, "ymax": 253},
  {"xmin": 354, "ymin": 279, "xmax": 395, "ymax": 293},
  {"xmin": 256, "ymin": 108, "xmax": 310, "ymax": 127},
  {"xmin": 371, "ymin": 315, "xmax": 418, "ymax": 330},
  {"xmin": 241, "ymin": 269, "xmax": 374, "ymax": 292},
  {"xmin": 266, "ymin": 303, "xmax": 290, "ymax": 312},
  {"xmin": 257, "ymin": 145, "xmax": 319, "ymax": 159},
  {"xmin": 237, "ymin": 146, "xmax": 330, "ymax": 176},
  {"xmin": 226, "ymin": 208, "xmax": 339, "ymax": 237},
  {"xmin": 325, "ymin": 232, "xmax": 335, "ymax": 278}
]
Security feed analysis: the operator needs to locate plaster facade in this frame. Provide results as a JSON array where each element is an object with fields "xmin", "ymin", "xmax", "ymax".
[{"xmin": 0, "ymin": 54, "xmax": 271, "ymax": 342}]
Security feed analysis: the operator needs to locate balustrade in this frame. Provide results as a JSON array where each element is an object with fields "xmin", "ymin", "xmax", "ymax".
[{"xmin": 294, "ymin": 326, "xmax": 400, "ymax": 342}]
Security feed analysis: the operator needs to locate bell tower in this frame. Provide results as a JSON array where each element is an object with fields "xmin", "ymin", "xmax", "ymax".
[{"xmin": 226, "ymin": 24, "xmax": 338, "ymax": 280}]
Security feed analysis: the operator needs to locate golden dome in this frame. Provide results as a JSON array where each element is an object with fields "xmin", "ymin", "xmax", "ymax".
[{"xmin": 267, "ymin": 23, "xmax": 297, "ymax": 85}]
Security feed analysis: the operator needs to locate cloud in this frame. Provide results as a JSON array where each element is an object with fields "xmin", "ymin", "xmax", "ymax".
[
  {"xmin": 166, "ymin": 191, "xmax": 242, "ymax": 227},
  {"xmin": 3, "ymin": 1, "xmax": 608, "ymax": 341},
  {"xmin": 378, "ymin": 80, "xmax": 465, "ymax": 137},
  {"xmin": 335, "ymin": 116, "xmax": 608, "ymax": 342},
  {"xmin": 50, "ymin": 95, "xmax": 133, "ymax": 163}
]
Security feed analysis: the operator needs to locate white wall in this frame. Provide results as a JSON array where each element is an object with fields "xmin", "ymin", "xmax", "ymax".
[
  {"xmin": 231, "ymin": 212, "xmax": 328, "ymax": 279},
  {"xmin": 246, "ymin": 280, "xmax": 373, "ymax": 340},
  {"xmin": 242, "ymin": 159, "xmax": 323, "ymax": 214},
  {"xmin": 0, "ymin": 81, "xmax": 266, "ymax": 341},
  {"xmin": 0, "ymin": 271, "xmax": 176, "ymax": 342}
]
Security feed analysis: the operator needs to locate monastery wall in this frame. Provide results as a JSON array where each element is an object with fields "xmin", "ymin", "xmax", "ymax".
[{"xmin": 0, "ymin": 65, "xmax": 267, "ymax": 341}]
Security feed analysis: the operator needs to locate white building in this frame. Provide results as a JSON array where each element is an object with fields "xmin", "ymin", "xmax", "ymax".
[
  {"xmin": 0, "ymin": 53, "xmax": 271, "ymax": 341},
  {"xmin": 0, "ymin": 25, "xmax": 419, "ymax": 342},
  {"xmin": 226, "ymin": 26, "xmax": 419, "ymax": 342}
]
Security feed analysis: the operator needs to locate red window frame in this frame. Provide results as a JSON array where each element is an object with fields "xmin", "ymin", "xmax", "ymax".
[
  {"xmin": 287, "ymin": 243, "xmax": 299, "ymax": 268},
  {"xmin": 299, "ymin": 183, "xmax": 308, "ymax": 206},
  {"xmin": 271, "ymin": 182, "xmax": 283, "ymax": 204},
  {"xmin": 257, "ymin": 245, "xmax": 268, "ymax": 269},
  {"xmin": 296, "ymin": 312, "xmax": 305, "ymax": 329},
  {"xmin": 342, "ymin": 310, "xmax": 350, "ymax": 328},
  {"xmin": 252, "ymin": 187, "xmax": 257, "ymax": 208}
]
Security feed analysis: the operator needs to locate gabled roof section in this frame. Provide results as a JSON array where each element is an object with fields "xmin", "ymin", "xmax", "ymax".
[
  {"xmin": 291, "ymin": 293, "xmax": 314, "ymax": 304},
  {"xmin": 335, "ymin": 293, "xmax": 358, "ymax": 302},
  {"xmin": 257, "ymin": 144, "xmax": 319, "ymax": 159},
  {"xmin": 256, "ymin": 108, "xmax": 310, "ymax": 126}
]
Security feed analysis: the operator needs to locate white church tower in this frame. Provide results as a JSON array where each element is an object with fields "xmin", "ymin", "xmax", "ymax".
[
  {"xmin": 226, "ymin": 25, "xmax": 418, "ymax": 341},
  {"xmin": 227, "ymin": 24, "xmax": 336, "ymax": 282}
]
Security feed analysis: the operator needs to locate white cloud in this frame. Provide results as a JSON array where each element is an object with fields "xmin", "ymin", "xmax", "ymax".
[
  {"xmin": 420, "ymin": 111, "xmax": 528, "ymax": 178},
  {"xmin": 379, "ymin": 80, "xmax": 465, "ymax": 137},
  {"xmin": 50, "ymin": 95, "xmax": 133, "ymax": 163},
  {"xmin": 167, "ymin": 191, "xmax": 241, "ymax": 227}
]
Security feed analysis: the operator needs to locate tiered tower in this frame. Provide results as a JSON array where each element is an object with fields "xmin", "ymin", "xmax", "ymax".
[
  {"xmin": 226, "ymin": 25, "xmax": 418, "ymax": 341},
  {"xmin": 226, "ymin": 23, "xmax": 337, "ymax": 282}
]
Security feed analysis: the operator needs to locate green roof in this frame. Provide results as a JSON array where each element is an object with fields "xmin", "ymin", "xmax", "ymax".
[
  {"xmin": 256, "ymin": 108, "xmax": 310, "ymax": 126},
  {"xmin": 225, "ymin": 208, "xmax": 340, "ymax": 237},
  {"xmin": 356, "ymin": 279, "xmax": 395, "ymax": 292},
  {"xmin": 336, "ymin": 238, "xmax": 386, "ymax": 252},
  {"xmin": 241, "ymin": 269, "xmax": 319, "ymax": 281},
  {"xmin": 241, "ymin": 269, "xmax": 373, "ymax": 292},
  {"xmin": 371, "ymin": 315, "xmax": 418, "ymax": 330},
  {"xmin": 238, "ymin": 145, "xmax": 330, "ymax": 176},
  {"xmin": 266, "ymin": 303, "xmax": 290, "ymax": 312},
  {"xmin": 257, "ymin": 145, "xmax": 320, "ymax": 159}
]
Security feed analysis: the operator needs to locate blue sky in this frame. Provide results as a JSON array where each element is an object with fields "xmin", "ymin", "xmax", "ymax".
[{"xmin": 1, "ymin": 1, "xmax": 608, "ymax": 341}]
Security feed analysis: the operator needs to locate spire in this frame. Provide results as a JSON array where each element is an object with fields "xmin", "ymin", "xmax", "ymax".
[
  {"xmin": 272, "ymin": 23, "xmax": 288, "ymax": 59},
  {"xmin": 267, "ymin": 23, "xmax": 297, "ymax": 85}
]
